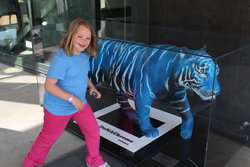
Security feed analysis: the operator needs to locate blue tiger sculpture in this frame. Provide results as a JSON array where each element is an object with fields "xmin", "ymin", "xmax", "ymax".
[{"xmin": 89, "ymin": 39, "xmax": 220, "ymax": 139}]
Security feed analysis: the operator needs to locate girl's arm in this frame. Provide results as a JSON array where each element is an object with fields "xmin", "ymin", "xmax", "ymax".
[
  {"xmin": 88, "ymin": 78, "xmax": 101, "ymax": 99},
  {"xmin": 44, "ymin": 78, "xmax": 85, "ymax": 111}
]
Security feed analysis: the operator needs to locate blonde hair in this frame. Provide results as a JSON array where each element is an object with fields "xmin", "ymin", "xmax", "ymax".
[{"xmin": 60, "ymin": 18, "xmax": 98, "ymax": 58}]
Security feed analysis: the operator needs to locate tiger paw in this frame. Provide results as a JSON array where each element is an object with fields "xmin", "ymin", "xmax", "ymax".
[
  {"xmin": 180, "ymin": 118, "xmax": 194, "ymax": 139},
  {"xmin": 143, "ymin": 127, "xmax": 159, "ymax": 138}
]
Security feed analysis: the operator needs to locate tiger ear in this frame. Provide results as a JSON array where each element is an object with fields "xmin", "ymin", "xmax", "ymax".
[{"xmin": 200, "ymin": 45, "xmax": 207, "ymax": 51}]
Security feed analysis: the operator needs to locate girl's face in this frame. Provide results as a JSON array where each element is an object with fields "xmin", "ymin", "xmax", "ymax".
[{"xmin": 72, "ymin": 25, "xmax": 91, "ymax": 55}]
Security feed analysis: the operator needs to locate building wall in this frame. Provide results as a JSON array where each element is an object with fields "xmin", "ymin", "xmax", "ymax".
[{"xmin": 149, "ymin": 0, "xmax": 250, "ymax": 56}]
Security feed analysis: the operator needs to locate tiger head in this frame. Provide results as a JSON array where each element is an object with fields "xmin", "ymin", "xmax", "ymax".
[{"xmin": 176, "ymin": 49, "xmax": 220, "ymax": 101}]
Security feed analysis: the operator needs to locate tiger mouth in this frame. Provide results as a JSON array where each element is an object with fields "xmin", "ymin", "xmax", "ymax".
[{"xmin": 194, "ymin": 87, "xmax": 219, "ymax": 101}]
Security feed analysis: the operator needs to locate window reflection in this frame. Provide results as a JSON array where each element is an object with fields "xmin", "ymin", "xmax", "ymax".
[{"xmin": 0, "ymin": 0, "xmax": 31, "ymax": 63}]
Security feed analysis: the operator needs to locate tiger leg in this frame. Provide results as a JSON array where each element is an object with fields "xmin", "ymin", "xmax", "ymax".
[
  {"xmin": 170, "ymin": 90, "xmax": 194, "ymax": 139},
  {"xmin": 179, "ymin": 108, "xmax": 193, "ymax": 139},
  {"xmin": 116, "ymin": 92, "xmax": 137, "ymax": 120},
  {"xmin": 135, "ymin": 94, "xmax": 159, "ymax": 138}
]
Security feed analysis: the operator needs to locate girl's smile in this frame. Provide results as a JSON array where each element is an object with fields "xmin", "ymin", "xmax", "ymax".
[{"xmin": 72, "ymin": 25, "xmax": 91, "ymax": 55}]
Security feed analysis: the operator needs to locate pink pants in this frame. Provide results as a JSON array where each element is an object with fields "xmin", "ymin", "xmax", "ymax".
[{"xmin": 22, "ymin": 103, "xmax": 104, "ymax": 167}]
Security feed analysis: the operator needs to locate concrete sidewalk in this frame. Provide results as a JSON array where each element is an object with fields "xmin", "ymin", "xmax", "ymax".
[{"xmin": 0, "ymin": 63, "xmax": 85, "ymax": 167}]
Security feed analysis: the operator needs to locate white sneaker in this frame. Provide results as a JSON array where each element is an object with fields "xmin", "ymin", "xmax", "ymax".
[{"xmin": 87, "ymin": 162, "xmax": 110, "ymax": 167}]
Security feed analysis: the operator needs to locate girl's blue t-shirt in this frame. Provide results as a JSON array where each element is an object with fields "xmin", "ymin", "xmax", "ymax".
[{"xmin": 44, "ymin": 49, "xmax": 90, "ymax": 116}]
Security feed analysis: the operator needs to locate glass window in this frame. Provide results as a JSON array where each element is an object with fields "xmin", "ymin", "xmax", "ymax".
[{"xmin": 0, "ymin": 0, "xmax": 33, "ymax": 69}]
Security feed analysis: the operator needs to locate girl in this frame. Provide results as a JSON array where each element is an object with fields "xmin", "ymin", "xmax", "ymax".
[{"xmin": 22, "ymin": 18, "xmax": 110, "ymax": 167}]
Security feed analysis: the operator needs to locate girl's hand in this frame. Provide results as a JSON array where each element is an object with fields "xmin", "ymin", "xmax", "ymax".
[
  {"xmin": 70, "ymin": 96, "xmax": 85, "ymax": 111},
  {"xmin": 89, "ymin": 87, "xmax": 101, "ymax": 99}
]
